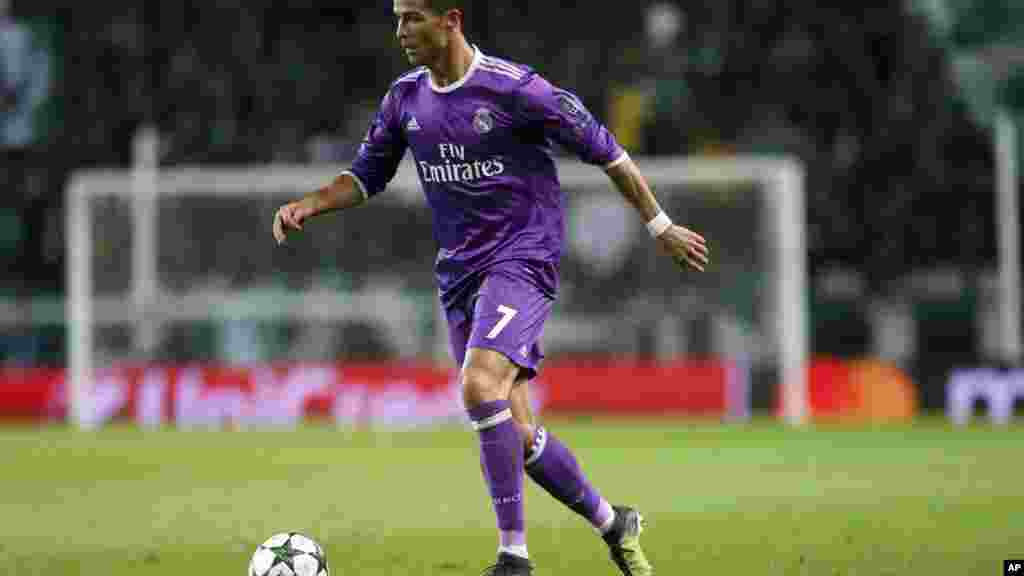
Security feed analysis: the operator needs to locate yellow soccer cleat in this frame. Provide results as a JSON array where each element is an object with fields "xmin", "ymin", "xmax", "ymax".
[{"xmin": 602, "ymin": 506, "xmax": 653, "ymax": 576}]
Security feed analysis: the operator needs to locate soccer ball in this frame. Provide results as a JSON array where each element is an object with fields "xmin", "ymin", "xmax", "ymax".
[{"xmin": 248, "ymin": 532, "xmax": 329, "ymax": 576}]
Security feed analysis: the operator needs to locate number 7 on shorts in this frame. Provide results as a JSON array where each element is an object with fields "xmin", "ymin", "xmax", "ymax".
[{"xmin": 486, "ymin": 305, "xmax": 518, "ymax": 339}]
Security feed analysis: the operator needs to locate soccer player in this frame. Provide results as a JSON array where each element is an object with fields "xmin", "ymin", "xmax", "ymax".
[{"xmin": 272, "ymin": 1, "xmax": 709, "ymax": 574}]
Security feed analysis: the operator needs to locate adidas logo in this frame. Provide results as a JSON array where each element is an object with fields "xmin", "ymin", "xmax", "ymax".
[{"xmin": 406, "ymin": 116, "xmax": 421, "ymax": 131}]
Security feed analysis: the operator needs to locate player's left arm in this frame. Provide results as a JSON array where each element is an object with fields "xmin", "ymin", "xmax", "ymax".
[
  {"xmin": 518, "ymin": 73, "xmax": 709, "ymax": 271},
  {"xmin": 604, "ymin": 156, "xmax": 709, "ymax": 272}
]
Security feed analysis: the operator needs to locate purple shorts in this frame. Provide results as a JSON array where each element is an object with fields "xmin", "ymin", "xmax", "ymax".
[{"xmin": 445, "ymin": 264, "xmax": 554, "ymax": 379}]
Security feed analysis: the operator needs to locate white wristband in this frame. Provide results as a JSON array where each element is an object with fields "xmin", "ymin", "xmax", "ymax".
[{"xmin": 645, "ymin": 211, "xmax": 672, "ymax": 238}]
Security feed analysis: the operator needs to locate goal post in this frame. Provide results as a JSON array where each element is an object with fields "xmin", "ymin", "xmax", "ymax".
[{"xmin": 66, "ymin": 142, "xmax": 807, "ymax": 428}]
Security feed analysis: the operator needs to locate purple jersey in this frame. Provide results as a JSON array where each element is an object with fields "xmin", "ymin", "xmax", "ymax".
[{"xmin": 345, "ymin": 46, "xmax": 626, "ymax": 307}]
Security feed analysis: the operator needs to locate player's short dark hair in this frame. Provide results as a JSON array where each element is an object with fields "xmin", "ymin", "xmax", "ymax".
[{"xmin": 424, "ymin": 0, "xmax": 464, "ymax": 16}]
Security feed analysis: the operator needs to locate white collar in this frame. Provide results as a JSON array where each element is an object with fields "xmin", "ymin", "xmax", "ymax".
[{"xmin": 429, "ymin": 44, "xmax": 482, "ymax": 93}]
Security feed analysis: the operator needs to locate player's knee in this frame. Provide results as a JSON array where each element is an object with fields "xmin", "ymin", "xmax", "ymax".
[{"xmin": 461, "ymin": 364, "xmax": 507, "ymax": 408}]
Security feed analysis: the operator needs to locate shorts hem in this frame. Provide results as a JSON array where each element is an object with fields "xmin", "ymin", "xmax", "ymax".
[{"xmin": 465, "ymin": 341, "xmax": 541, "ymax": 379}]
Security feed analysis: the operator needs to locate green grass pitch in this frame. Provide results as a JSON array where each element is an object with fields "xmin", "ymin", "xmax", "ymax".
[{"xmin": 0, "ymin": 418, "xmax": 1019, "ymax": 575}]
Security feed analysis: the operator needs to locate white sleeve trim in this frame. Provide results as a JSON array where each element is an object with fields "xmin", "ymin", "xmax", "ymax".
[
  {"xmin": 604, "ymin": 150, "xmax": 630, "ymax": 170},
  {"xmin": 340, "ymin": 170, "xmax": 369, "ymax": 202}
]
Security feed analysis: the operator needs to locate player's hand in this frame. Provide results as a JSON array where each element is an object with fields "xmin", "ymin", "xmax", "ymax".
[
  {"xmin": 273, "ymin": 201, "xmax": 310, "ymax": 245},
  {"xmin": 657, "ymin": 224, "xmax": 709, "ymax": 272}
]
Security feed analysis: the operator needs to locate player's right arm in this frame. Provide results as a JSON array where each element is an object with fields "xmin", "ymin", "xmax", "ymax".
[
  {"xmin": 515, "ymin": 73, "xmax": 709, "ymax": 272},
  {"xmin": 273, "ymin": 86, "xmax": 408, "ymax": 245},
  {"xmin": 273, "ymin": 174, "xmax": 365, "ymax": 244}
]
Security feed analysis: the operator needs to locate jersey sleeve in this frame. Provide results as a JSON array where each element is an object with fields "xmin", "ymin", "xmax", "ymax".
[
  {"xmin": 343, "ymin": 87, "xmax": 408, "ymax": 199},
  {"xmin": 517, "ymin": 74, "xmax": 627, "ymax": 168}
]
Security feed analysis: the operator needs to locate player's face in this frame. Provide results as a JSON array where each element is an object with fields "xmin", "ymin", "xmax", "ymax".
[{"xmin": 394, "ymin": 0, "xmax": 455, "ymax": 66}]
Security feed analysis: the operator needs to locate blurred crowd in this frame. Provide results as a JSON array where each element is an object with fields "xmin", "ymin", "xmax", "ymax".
[
  {"xmin": 0, "ymin": 2, "xmax": 1020, "ymax": 375},
  {"xmin": 2, "ymin": 2, "xmax": 1007, "ymax": 291}
]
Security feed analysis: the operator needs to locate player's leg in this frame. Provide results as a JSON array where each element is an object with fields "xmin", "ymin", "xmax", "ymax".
[
  {"xmin": 446, "ymin": 292, "xmax": 529, "ymax": 567},
  {"xmin": 509, "ymin": 380, "xmax": 613, "ymax": 528},
  {"xmin": 463, "ymin": 350, "xmax": 523, "ymax": 529},
  {"xmin": 462, "ymin": 347, "xmax": 526, "ymax": 562},
  {"xmin": 461, "ymin": 268, "xmax": 554, "ymax": 575},
  {"xmin": 448, "ymin": 305, "xmax": 532, "ymax": 574},
  {"xmin": 510, "ymin": 374, "xmax": 654, "ymax": 576}
]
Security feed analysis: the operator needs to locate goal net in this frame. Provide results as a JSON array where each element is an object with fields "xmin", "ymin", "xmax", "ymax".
[{"xmin": 66, "ymin": 133, "xmax": 806, "ymax": 428}]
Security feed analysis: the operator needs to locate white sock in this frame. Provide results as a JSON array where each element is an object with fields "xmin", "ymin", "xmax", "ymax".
[
  {"xmin": 597, "ymin": 501, "xmax": 616, "ymax": 535},
  {"xmin": 499, "ymin": 544, "xmax": 529, "ymax": 559}
]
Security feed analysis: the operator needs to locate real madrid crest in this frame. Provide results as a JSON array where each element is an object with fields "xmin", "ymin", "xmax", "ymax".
[{"xmin": 472, "ymin": 107, "xmax": 494, "ymax": 134}]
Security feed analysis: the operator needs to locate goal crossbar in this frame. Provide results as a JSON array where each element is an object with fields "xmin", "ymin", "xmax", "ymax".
[{"xmin": 66, "ymin": 155, "xmax": 807, "ymax": 427}]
